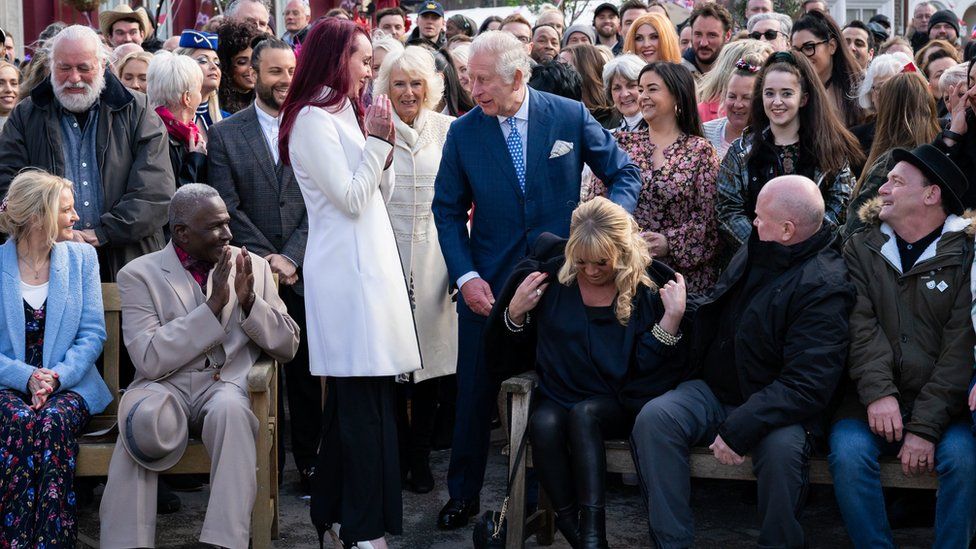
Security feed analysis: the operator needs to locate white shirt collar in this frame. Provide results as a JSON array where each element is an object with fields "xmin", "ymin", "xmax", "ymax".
[
  {"xmin": 254, "ymin": 100, "xmax": 279, "ymax": 128},
  {"xmin": 495, "ymin": 88, "xmax": 530, "ymax": 125}
]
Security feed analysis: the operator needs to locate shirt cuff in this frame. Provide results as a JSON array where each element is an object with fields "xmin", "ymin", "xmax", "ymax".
[
  {"xmin": 457, "ymin": 271, "xmax": 481, "ymax": 289},
  {"xmin": 280, "ymin": 254, "xmax": 298, "ymax": 268}
]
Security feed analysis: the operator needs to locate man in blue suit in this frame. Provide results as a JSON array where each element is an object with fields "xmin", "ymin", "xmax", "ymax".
[{"xmin": 432, "ymin": 30, "xmax": 642, "ymax": 529}]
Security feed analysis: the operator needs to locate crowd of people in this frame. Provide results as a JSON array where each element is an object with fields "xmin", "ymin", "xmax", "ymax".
[{"xmin": 1, "ymin": 0, "xmax": 976, "ymax": 547}]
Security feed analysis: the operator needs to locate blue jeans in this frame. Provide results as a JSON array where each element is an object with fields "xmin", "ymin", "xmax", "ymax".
[{"xmin": 828, "ymin": 418, "xmax": 976, "ymax": 549}]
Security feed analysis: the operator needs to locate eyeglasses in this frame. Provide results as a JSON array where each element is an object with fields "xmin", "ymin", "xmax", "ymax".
[
  {"xmin": 792, "ymin": 39, "xmax": 829, "ymax": 57},
  {"xmin": 749, "ymin": 30, "xmax": 784, "ymax": 41}
]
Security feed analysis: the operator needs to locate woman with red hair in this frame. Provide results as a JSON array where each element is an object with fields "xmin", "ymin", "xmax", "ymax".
[{"xmin": 278, "ymin": 18, "xmax": 421, "ymax": 549}]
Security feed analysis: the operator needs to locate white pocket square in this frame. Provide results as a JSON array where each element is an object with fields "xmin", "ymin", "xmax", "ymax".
[{"xmin": 549, "ymin": 140, "xmax": 574, "ymax": 159}]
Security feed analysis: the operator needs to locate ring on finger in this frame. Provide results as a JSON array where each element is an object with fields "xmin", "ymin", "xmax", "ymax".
[{"xmin": 535, "ymin": 288, "xmax": 542, "ymax": 297}]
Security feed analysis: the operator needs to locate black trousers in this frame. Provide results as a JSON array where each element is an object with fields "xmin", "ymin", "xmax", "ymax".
[
  {"xmin": 278, "ymin": 286, "xmax": 321, "ymax": 475},
  {"xmin": 529, "ymin": 395, "xmax": 632, "ymax": 511},
  {"xmin": 311, "ymin": 376, "xmax": 402, "ymax": 543}
]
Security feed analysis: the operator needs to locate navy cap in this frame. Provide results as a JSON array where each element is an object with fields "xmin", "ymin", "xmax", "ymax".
[
  {"xmin": 417, "ymin": 1, "xmax": 445, "ymax": 17},
  {"xmin": 178, "ymin": 29, "xmax": 218, "ymax": 51}
]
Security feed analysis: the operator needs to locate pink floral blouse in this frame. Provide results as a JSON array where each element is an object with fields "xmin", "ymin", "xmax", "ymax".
[{"xmin": 588, "ymin": 131, "xmax": 721, "ymax": 293}]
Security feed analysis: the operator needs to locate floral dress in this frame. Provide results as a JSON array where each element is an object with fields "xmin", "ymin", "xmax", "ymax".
[
  {"xmin": 0, "ymin": 298, "xmax": 90, "ymax": 548},
  {"xmin": 588, "ymin": 132, "xmax": 721, "ymax": 293}
]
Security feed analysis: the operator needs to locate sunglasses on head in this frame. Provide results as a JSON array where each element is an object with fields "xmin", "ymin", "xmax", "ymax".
[{"xmin": 749, "ymin": 30, "xmax": 782, "ymax": 41}]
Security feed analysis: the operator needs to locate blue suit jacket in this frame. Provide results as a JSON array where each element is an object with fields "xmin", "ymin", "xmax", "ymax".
[
  {"xmin": 0, "ymin": 240, "xmax": 111, "ymax": 414},
  {"xmin": 432, "ymin": 88, "xmax": 641, "ymax": 316}
]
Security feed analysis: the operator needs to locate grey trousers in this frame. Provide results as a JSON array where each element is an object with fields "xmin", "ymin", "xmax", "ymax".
[{"xmin": 630, "ymin": 380, "xmax": 810, "ymax": 549}]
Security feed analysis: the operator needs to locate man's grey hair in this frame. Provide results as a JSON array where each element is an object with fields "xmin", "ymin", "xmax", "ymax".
[
  {"xmin": 147, "ymin": 51, "xmax": 204, "ymax": 110},
  {"xmin": 226, "ymin": 0, "xmax": 271, "ymax": 17},
  {"xmin": 747, "ymin": 13, "xmax": 792, "ymax": 36},
  {"xmin": 602, "ymin": 54, "xmax": 646, "ymax": 90},
  {"xmin": 169, "ymin": 184, "xmax": 222, "ymax": 227},
  {"xmin": 470, "ymin": 30, "xmax": 533, "ymax": 84},
  {"xmin": 48, "ymin": 25, "xmax": 109, "ymax": 67},
  {"xmin": 763, "ymin": 176, "xmax": 825, "ymax": 232},
  {"xmin": 286, "ymin": 0, "xmax": 312, "ymax": 16},
  {"xmin": 914, "ymin": 1, "xmax": 934, "ymax": 13}
]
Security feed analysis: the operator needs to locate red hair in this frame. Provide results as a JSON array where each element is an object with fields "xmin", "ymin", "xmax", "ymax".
[{"xmin": 279, "ymin": 18, "xmax": 369, "ymax": 165}]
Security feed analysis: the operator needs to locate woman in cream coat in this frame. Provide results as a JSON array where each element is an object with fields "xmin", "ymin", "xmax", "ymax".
[
  {"xmin": 374, "ymin": 46, "xmax": 458, "ymax": 494},
  {"xmin": 278, "ymin": 20, "xmax": 420, "ymax": 549}
]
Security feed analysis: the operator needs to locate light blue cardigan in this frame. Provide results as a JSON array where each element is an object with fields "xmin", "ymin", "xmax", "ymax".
[{"xmin": 0, "ymin": 239, "xmax": 112, "ymax": 414}]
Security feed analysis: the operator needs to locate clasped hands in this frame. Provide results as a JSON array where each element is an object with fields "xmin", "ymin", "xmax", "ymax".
[
  {"xmin": 207, "ymin": 246, "xmax": 256, "ymax": 317},
  {"xmin": 27, "ymin": 368, "xmax": 60, "ymax": 410},
  {"xmin": 866, "ymin": 395, "xmax": 933, "ymax": 477}
]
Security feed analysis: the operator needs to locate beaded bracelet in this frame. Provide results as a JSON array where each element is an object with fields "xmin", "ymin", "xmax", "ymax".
[
  {"xmin": 652, "ymin": 323, "xmax": 682, "ymax": 346},
  {"xmin": 504, "ymin": 306, "xmax": 530, "ymax": 333}
]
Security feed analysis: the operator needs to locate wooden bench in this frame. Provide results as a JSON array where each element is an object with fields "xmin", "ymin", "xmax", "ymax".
[
  {"xmin": 75, "ymin": 283, "xmax": 280, "ymax": 549},
  {"xmin": 500, "ymin": 371, "xmax": 939, "ymax": 548}
]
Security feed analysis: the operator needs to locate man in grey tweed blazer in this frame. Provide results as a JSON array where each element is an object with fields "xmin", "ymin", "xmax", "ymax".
[{"xmin": 206, "ymin": 37, "xmax": 320, "ymax": 492}]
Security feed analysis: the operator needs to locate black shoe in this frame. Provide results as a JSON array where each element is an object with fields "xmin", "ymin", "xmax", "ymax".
[
  {"xmin": 407, "ymin": 455, "xmax": 434, "ymax": 494},
  {"xmin": 579, "ymin": 505, "xmax": 608, "ymax": 549},
  {"xmin": 157, "ymin": 481, "xmax": 182, "ymax": 515},
  {"xmin": 437, "ymin": 497, "xmax": 480, "ymax": 530}
]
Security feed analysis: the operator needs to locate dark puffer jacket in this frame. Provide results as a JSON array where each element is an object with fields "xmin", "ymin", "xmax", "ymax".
[
  {"xmin": 837, "ymin": 197, "xmax": 976, "ymax": 442},
  {"xmin": 689, "ymin": 225, "xmax": 856, "ymax": 455}
]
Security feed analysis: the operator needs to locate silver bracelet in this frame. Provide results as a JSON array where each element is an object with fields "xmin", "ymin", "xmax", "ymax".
[
  {"xmin": 652, "ymin": 323, "xmax": 682, "ymax": 346},
  {"xmin": 504, "ymin": 306, "xmax": 529, "ymax": 333}
]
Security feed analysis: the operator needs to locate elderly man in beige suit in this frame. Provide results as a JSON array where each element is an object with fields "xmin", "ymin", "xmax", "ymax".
[{"xmin": 99, "ymin": 184, "xmax": 300, "ymax": 549}]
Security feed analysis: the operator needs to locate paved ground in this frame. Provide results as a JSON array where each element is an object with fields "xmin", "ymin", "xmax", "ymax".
[{"xmin": 77, "ymin": 432, "xmax": 940, "ymax": 548}]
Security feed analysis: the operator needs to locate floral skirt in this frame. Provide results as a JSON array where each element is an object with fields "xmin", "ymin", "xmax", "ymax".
[{"xmin": 0, "ymin": 389, "xmax": 90, "ymax": 549}]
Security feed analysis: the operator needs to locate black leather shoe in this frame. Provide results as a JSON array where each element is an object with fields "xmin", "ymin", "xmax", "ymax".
[{"xmin": 437, "ymin": 497, "xmax": 480, "ymax": 530}]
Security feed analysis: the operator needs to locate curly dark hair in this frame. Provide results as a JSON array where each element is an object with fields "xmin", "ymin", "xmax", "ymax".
[{"xmin": 215, "ymin": 19, "xmax": 268, "ymax": 113}]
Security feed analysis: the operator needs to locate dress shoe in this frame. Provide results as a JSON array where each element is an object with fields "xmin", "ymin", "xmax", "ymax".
[{"xmin": 437, "ymin": 497, "xmax": 480, "ymax": 530}]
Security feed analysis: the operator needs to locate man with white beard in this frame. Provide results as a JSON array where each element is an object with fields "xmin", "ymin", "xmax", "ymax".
[{"xmin": 0, "ymin": 24, "xmax": 172, "ymax": 282}]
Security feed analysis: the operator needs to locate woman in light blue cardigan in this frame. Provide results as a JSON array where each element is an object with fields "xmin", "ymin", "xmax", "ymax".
[{"xmin": 0, "ymin": 170, "xmax": 110, "ymax": 548}]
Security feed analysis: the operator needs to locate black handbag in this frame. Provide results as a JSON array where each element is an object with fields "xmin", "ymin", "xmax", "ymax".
[{"xmin": 472, "ymin": 431, "xmax": 530, "ymax": 548}]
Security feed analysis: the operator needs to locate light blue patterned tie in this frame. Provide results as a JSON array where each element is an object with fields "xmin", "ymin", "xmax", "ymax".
[{"xmin": 506, "ymin": 117, "xmax": 526, "ymax": 192}]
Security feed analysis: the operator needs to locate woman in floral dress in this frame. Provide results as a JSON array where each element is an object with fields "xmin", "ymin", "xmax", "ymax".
[
  {"xmin": 0, "ymin": 171, "xmax": 111, "ymax": 548},
  {"xmin": 589, "ymin": 61, "xmax": 720, "ymax": 293}
]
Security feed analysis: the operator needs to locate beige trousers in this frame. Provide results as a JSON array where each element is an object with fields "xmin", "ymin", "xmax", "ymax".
[{"xmin": 99, "ymin": 370, "xmax": 259, "ymax": 549}]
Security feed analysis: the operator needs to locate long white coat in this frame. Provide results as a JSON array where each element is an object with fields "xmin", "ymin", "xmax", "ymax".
[
  {"xmin": 290, "ymin": 97, "xmax": 421, "ymax": 377},
  {"xmin": 389, "ymin": 110, "xmax": 458, "ymax": 383}
]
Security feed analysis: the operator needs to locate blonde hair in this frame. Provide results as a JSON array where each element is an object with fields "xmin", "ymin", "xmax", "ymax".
[
  {"xmin": 373, "ymin": 46, "xmax": 445, "ymax": 112},
  {"xmin": 623, "ymin": 13, "xmax": 681, "ymax": 64},
  {"xmin": 116, "ymin": 50, "xmax": 153, "ymax": 78},
  {"xmin": 558, "ymin": 197, "xmax": 652, "ymax": 325},
  {"xmin": 0, "ymin": 170, "xmax": 73, "ymax": 246},
  {"xmin": 174, "ymin": 47, "xmax": 224, "ymax": 124},
  {"xmin": 697, "ymin": 39, "xmax": 772, "ymax": 102}
]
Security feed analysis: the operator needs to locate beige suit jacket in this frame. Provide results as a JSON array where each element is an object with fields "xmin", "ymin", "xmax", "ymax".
[{"xmin": 117, "ymin": 242, "xmax": 300, "ymax": 389}]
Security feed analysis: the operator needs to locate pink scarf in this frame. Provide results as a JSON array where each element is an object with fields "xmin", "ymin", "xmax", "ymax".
[{"xmin": 155, "ymin": 105, "xmax": 200, "ymax": 147}]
